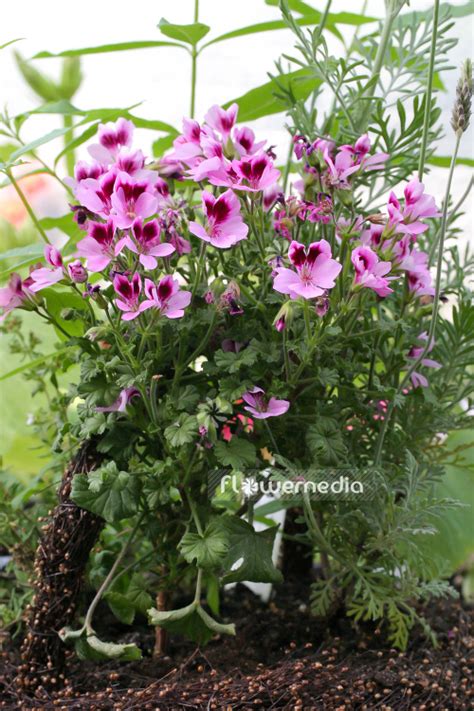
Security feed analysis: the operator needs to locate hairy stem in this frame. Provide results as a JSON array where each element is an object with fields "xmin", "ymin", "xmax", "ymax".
[{"xmin": 418, "ymin": 0, "xmax": 440, "ymax": 181}]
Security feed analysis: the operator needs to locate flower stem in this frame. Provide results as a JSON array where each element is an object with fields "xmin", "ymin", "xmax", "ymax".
[
  {"xmin": 84, "ymin": 513, "xmax": 144, "ymax": 635},
  {"xmin": 5, "ymin": 168, "xmax": 49, "ymax": 243},
  {"xmin": 189, "ymin": 0, "xmax": 199, "ymax": 118},
  {"xmin": 418, "ymin": 0, "xmax": 440, "ymax": 181}
]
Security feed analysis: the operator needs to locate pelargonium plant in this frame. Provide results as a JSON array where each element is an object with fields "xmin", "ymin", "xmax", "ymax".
[{"xmin": 1, "ymin": 0, "xmax": 472, "ymax": 676}]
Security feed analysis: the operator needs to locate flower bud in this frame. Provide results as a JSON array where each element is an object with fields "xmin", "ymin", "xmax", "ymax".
[
  {"xmin": 45, "ymin": 245, "xmax": 62, "ymax": 268},
  {"xmin": 451, "ymin": 59, "xmax": 472, "ymax": 135},
  {"xmin": 68, "ymin": 260, "xmax": 88, "ymax": 283}
]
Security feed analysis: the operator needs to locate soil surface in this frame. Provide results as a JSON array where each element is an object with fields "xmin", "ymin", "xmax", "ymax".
[{"xmin": 1, "ymin": 583, "xmax": 472, "ymax": 710}]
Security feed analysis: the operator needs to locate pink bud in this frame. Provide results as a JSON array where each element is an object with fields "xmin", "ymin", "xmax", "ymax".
[
  {"xmin": 68, "ymin": 260, "xmax": 88, "ymax": 283},
  {"xmin": 45, "ymin": 245, "xmax": 63, "ymax": 268}
]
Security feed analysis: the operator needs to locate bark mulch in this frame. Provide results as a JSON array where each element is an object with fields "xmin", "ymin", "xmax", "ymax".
[{"xmin": 1, "ymin": 585, "xmax": 472, "ymax": 710}]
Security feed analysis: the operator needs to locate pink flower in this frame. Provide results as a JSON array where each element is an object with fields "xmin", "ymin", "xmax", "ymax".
[
  {"xmin": 113, "ymin": 272, "xmax": 143, "ymax": 321},
  {"xmin": 339, "ymin": 134, "xmax": 388, "ymax": 171},
  {"xmin": 29, "ymin": 245, "xmax": 65, "ymax": 292},
  {"xmin": 233, "ymin": 126, "xmax": 265, "ymax": 156},
  {"xmin": 96, "ymin": 387, "xmax": 141, "ymax": 413},
  {"xmin": 141, "ymin": 275, "xmax": 191, "ymax": 319},
  {"xmin": 189, "ymin": 189, "xmax": 248, "ymax": 248},
  {"xmin": 273, "ymin": 239, "xmax": 342, "ymax": 300},
  {"xmin": 124, "ymin": 218, "xmax": 175, "ymax": 269},
  {"xmin": 322, "ymin": 148, "xmax": 360, "ymax": 189},
  {"xmin": 351, "ymin": 246, "xmax": 395, "ymax": 298},
  {"xmin": 110, "ymin": 172, "xmax": 158, "ymax": 229},
  {"xmin": 229, "ymin": 153, "xmax": 281, "ymax": 192},
  {"xmin": 204, "ymin": 103, "xmax": 238, "ymax": 140},
  {"xmin": 407, "ymin": 332, "xmax": 441, "ymax": 388},
  {"xmin": 75, "ymin": 169, "xmax": 118, "ymax": 218},
  {"xmin": 77, "ymin": 218, "xmax": 126, "ymax": 272},
  {"xmin": 68, "ymin": 260, "xmax": 88, "ymax": 283},
  {"xmin": 399, "ymin": 248, "xmax": 435, "ymax": 297},
  {"xmin": 402, "ymin": 177, "xmax": 439, "ymax": 233},
  {"xmin": 242, "ymin": 387, "xmax": 290, "ymax": 419},
  {"xmin": 171, "ymin": 118, "xmax": 204, "ymax": 167},
  {"xmin": 263, "ymin": 183, "xmax": 281, "ymax": 212},
  {"xmin": 88, "ymin": 118, "xmax": 134, "ymax": 164},
  {"xmin": 0, "ymin": 273, "xmax": 32, "ymax": 320}
]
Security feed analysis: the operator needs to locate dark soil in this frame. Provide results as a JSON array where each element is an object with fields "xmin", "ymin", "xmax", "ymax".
[{"xmin": 1, "ymin": 584, "xmax": 472, "ymax": 710}]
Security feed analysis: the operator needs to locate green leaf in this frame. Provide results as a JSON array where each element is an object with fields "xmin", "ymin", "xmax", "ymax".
[
  {"xmin": 158, "ymin": 18, "xmax": 210, "ymax": 45},
  {"xmin": 43, "ymin": 288, "xmax": 87, "ymax": 338},
  {"xmin": 0, "ymin": 38, "xmax": 24, "ymax": 51},
  {"xmin": 0, "ymin": 348, "xmax": 70, "ymax": 382},
  {"xmin": 399, "ymin": 1, "xmax": 474, "ymax": 26},
  {"xmin": 0, "ymin": 243, "xmax": 44, "ymax": 263},
  {"xmin": 423, "ymin": 430, "xmax": 474, "ymax": 571},
  {"xmin": 220, "ymin": 518, "xmax": 283, "ymax": 584},
  {"xmin": 39, "ymin": 214, "xmax": 83, "ymax": 242},
  {"xmin": 427, "ymin": 156, "xmax": 474, "ymax": 168},
  {"xmin": 33, "ymin": 41, "xmax": 186, "ymax": 59},
  {"xmin": 152, "ymin": 133, "xmax": 177, "ymax": 157},
  {"xmin": 71, "ymin": 461, "xmax": 141, "ymax": 523},
  {"xmin": 54, "ymin": 123, "xmax": 99, "ymax": 165},
  {"xmin": 224, "ymin": 68, "xmax": 320, "ymax": 122},
  {"xmin": 148, "ymin": 601, "xmax": 235, "ymax": 645},
  {"xmin": 164, "ymin": 413, "xmax": 198, "ymax": 447},
  {"xmin": 179, "ymin": 519, "xmax": 230, "ymax": 570},
  {"xmin": 105, "ymin": 592, "xmax": 135, "ymax": 625},
  {"xmin": 5, "ymin": 128, "xmax": 70, "ymax": 164},
  {"xmin": 203, "ymin": 12, "xmax": 377, "ymax": 48},
  {"xmin": 307, "ymin": 418, "xmax": 347, "ymax": 465},
  {"xmin": 214, "ymin": 439, "xmax": 257, "ymax": 469},
  {"xmin": 84, "ymin": 635, "xmax": 141, "ymax": 661}
]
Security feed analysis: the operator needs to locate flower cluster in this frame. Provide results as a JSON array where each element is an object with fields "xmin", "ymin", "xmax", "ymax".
[{"xmin": 1, "ymin": 111, "xmax": 441, "ymax": 403}]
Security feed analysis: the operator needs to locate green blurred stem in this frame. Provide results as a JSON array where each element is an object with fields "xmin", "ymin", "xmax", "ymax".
[
  {"xmin": 418, "ymin": 0, "xmax": 440, "ymax": 181},
  {"xmin": 190, "ymin": 0, "xmax": 199, "ymax": 117},
  {"xmin": 84, "ymin": 514, "xmax": 144, "ymax": 635},
  {"xmin": 373, "ymin": 131, "xmax": 462, "ymax": 466},
  {"xmin": 5, "ymin": 168, "xmax": 49, "ymax": 243},
  {"xmin": 63, "ymin": 114, "xmax": 76, "ymax": 177}
]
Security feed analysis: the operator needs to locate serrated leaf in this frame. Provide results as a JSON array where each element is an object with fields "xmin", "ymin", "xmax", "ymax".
[
  {"xmin": 214, "ymin": 439, "xmax": 256, "ymax": 469},
  {"xmin": 307, "ymin": 419, "xmax": 347, "ymax": 465},
  {"xmin": 164, "ymin": 413, "xmax": 198, "ymax": 447},
  {"xmin": 220, "ymin": 518, "xmax": 282, "ymax": 584},
  {"xmin": 105, "ymin": 591, "xmax": 135, "ymax": 625},
  {"xmin": 179, "ymin": 519, "xmax": 230, "ymax": 570},
  {"xmin": 71, "ymin": 461, "xmax": 140, "ymax": 523}
]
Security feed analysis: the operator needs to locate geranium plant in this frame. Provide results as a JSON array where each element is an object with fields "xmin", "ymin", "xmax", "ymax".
[{"xmin": 0, "ymin": 0, "xmax": 472, "ymax": 684}]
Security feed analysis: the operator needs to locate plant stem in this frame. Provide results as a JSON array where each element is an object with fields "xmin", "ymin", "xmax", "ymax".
[
  {"xmin": 5, "ymin": 168, "xmax": 49, "ymax": 243},
  {"xmin": 418, "ymin": 0, "xmax": 440, "ymax": 181},
  {"xmin": 84, "ymin": 514, "xmax": 144, "ymax": 634},
  {"xmin": 190, "ymin": 0, "xmax": 199, "ymax": 117},
  {"xmin": 373, "ymin": 131, "xmax": 462, "ymax": 466},
  {"xmin": 63, "ymin": 114, "xmax": 76, "ymax": 177}
]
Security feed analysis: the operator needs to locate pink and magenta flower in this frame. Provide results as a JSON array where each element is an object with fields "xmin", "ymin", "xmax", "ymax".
[
  {"xmin": 189, "ymin": 189, "xmax": 248, "ymax": 248},
  {"xmin": 0, "ymin": 273, "xmax": 34, "ymax": 320},
  {"xmin": 351, "ymin": 245, "xmax": 395, "ymax": 298},
  {"xmin": 75, "ymin": 169, "xmax": 117, "ymax": 218},
  {"xmin": 204, "ymin": 103, "xmax": 238, "ymax": 140},
  {"xmin": 242, "ymin": 387, "xmax": 290, "ymax": 419},
  {"xmin": 113, "ymin": 272, "xmax": 143, "ymax": 321},
  {"xmin": 124, "ymin": 218, "xmax": 175, "ymax": 269},
  {"xmin": 141, "ymin": 275, "xmax": 191, "ymax": 319},
  {"xmin": 88, "ymin": 118, "xmax": 134, "ymax": 165},
  {"xmin": 77, "ymin": 218, "xmax": 126, "ymax": 272},
  {"xmin": 273, "ymin": 239, "xmax": 342, "ymax": 300},
  {"xmin": 110, "ymin": 172, "xmax": 158, "ymax": 229},
  {"xmin": 407, "ymin": 332, "xmax": 441, "ymax": 388},
  {"xmin": 29, "ymin": 245, "xmax": 65, "ymax": 292}
]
